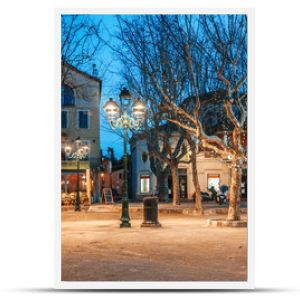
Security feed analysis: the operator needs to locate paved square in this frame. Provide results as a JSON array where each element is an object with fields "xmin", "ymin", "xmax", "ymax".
[{"xmin": 61, "ymin": 210, "xmax": 247, "ymax": 281}]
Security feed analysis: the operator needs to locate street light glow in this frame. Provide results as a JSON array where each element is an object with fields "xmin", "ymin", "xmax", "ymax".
[
  {"xmin": 65, "ymin": 146, "xmax": 72, "ymax": 156},
  {"xmin": 132, "ymin": 98, "xmax": 146, "ymax": 121},
  {"xmin": 104, "ymin": 98, "xmax": 120, "ymax": 120},
  {"xmin": 64, "ymin": 138, "xmax": 89, "ymax": 212}
]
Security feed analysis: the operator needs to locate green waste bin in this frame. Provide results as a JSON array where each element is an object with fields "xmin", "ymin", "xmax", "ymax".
[{"xmin": 141, "ymin": 196, "xmax": 161, "ymax": 227}]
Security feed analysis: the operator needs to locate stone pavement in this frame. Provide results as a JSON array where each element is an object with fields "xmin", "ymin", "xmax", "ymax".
[{"xmin": 61, "ymin": 210, "xmax": 247, "ymax": 281}]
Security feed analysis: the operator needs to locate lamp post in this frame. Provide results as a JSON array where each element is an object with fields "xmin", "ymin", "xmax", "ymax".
[
  {"xmin": 64, "ymin": 137, "xmax": 89, "ymax": 211},
  {"xmin": 104, "ymin": 88, "xmax": 146, "ymax": 228}
]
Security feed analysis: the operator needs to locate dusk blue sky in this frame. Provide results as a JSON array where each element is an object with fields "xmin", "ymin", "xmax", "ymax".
[
  {"xmin": 92, "ymin": 15, "xmax": 125, "ymax": 159},
  {"xmin": 63, "ymin": 14, "xmax": 129, "ymax": 159},
  {"xmin": 62, "ymin": 14, "xmax": 243, "ymax": 159}
]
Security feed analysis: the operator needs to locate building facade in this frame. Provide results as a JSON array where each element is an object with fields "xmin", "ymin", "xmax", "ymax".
[
  {"xmin": 111, "ymin": 168, "xmax": 124, "ymax": 200},
  {"xmin": 130, "ymin": 91, "xmax": 247, "ymax": 202},
  {"xmin": 130, "ymin": 137, "xmax": 232, "ymax": 202},
  {"xmin": 61, "ymin": 63, "xmax": 102, "ymax": 205},
  {"xmin": 100, "ymin": 157, "xmax": 112, "ymax": 190}
]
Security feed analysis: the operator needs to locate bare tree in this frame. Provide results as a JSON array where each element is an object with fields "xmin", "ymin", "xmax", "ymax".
[
  {"xmin": 113, "ymin": 14, "xmax": 247, "ymax": 218},
  {"xmin": 114, "ymin": 15, "xmax": 203, "ymax": 208},
  {"xmin": 146, "ymin": 122, "xmax": 189, "ymax": 205},
  {"xmin": 61, "ymin": 15, "xmax": 103, "ymax": 83},
  {"xmin": 159, "ymin": 15, "xmax": 247, "ymax": 221}
]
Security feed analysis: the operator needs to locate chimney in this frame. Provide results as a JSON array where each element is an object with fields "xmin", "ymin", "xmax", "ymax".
[{"xmin": 92, "ymin": 64, "xmax": 99, "ymax": 77}]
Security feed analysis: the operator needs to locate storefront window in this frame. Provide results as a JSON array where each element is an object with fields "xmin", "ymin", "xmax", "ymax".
[
  {"xmin": 207, "ymin": 174, "xmax": 220, "ymax": 191},
  {"xmin": 140, "ymin": 175, "xmax": 150, "ymax": 193}
]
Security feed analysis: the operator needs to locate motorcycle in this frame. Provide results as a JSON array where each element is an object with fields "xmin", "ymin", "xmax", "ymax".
[
  {"xmin": 207, "ymin": 185, "xmax": 228, "ymax": 205},
  {"xmin": 195, "ymin": 185, "xmax": 229, "ymax": 205},
  {"xmin": 215, "ymin": 185, "xmax": 229, "ymax": 205},
  {"xmin": 216, "ymin": 193, "xmax": 227, "ymax": 205}
]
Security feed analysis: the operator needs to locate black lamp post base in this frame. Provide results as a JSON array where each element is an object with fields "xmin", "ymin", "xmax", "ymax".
[{"xmin": 120, "ymin": 221, "xmax": 131, "ymax": 228}]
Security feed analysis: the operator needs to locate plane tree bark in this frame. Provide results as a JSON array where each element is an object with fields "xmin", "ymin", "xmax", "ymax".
[
  {"xmin": 114, "ymin": 15, "xmax": 201, "ymax": 207},
  {"xmin": 159, "ymin": 15, "xmax": 248, "ymax": 221},
  {"xmin": 114, "ymin": 15, "xmax": 247, "ymax": 217},
  {"xmin": 185, "ymin": 134, "xmax": 202, "ymax": 210},
  {"xmin": 146, "ymin": 127, "xmax": 189, "ymax": 206}
]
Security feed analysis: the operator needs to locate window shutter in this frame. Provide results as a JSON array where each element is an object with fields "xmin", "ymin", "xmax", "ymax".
[
  {"xmin": 79, "ymin": 111, "xmax": 88, "ymax": 128},
  {"xmin": 61, "ymin": 111, "xmax": 67, "ymax": 128}
]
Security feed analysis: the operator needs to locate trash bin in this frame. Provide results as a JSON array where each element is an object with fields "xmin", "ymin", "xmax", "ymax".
[{"xmin": 141, "ymin": 196, "xmax": 161, "ymax": 227}]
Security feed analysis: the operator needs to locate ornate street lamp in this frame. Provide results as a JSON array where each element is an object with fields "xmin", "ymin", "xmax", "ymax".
[
  {"xmin": 64, "ymin": 137, "xmax": 89, "ymax": 211},
  {"xmin": 104, "ymin": 88, "xmax": 146, "ymax": 227}
]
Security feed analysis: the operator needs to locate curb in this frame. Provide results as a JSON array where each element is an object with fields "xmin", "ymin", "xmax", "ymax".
[
  {"xmin": 206, "ymin": 218, "xmax": 247, "ymax": 228},
  {"xmin": 63, "ymin": 205, "xmax": 247, "ymax": 216}
]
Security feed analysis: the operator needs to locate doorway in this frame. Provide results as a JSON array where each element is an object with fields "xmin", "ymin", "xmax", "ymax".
[
  {"xmin": 168, "ymin": 168, "xmax": 188, "ymax": 199},
  {"xmin": 179, "ymin": 175, "xmax": 188, "ymax": 199}
]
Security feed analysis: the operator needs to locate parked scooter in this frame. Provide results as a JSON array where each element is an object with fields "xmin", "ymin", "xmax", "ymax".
[
  {"xmin": 217, "ymin": 193, "xmax": 227, "ymax": 205},
  {"xmin": 195, "ymin": 185, "xmax": 229, "ymax": 204},
  {"xmin": 216, "ymin": 185, "xmax": 229, "ymax": 205},
  {"xmin": 200, "ymin": 186, "xmax": 220, "ymax": 202}
]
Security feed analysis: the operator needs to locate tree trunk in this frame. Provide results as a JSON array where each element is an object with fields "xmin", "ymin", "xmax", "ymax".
[
  {"xmin": 190, "ymin": 149, "xmax": 202, "ymax": 211},
  {"xmin": 158, "ymin": 171, "xmax": 169, "ymax": 202},
  {"xmin": 227, "ymin": 165, "xmax": 242, "ymax": 221},
  {"xmin": 170, "ymin": 165, "xmax": 179, "ymax": 206}
]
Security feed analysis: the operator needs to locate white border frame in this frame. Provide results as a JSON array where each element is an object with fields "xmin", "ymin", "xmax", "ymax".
[{"xmin": 55, "ymin": 7, "xmax": 254, "ymax": 290}]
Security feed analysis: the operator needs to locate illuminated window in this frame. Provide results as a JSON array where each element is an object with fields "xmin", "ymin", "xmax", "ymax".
[
  {"xmin": 207, "ymin": 174, "xmax": 220, "ymax": 191},
  {"xmin": 140, "ymin": 175, "xmax": 150, "ymax": 193}
]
